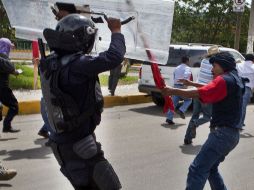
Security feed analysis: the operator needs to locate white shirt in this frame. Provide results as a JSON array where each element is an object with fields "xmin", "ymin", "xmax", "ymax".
[
  {"xmin": 197, "ymin": 58, "xmax": 213, "ymax": 85},
  {"xmin": 174, "ymin": 63, "xmax": 192, "ymax": 85},
  {"xmin": 236, "ymin": 60, "xmax": 254, "ymax": 89}
]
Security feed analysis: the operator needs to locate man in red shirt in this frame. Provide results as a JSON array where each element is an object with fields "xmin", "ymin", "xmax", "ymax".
[{"xmin": 161, "ymin": 52, "xmax": 243, "ymax": 190}]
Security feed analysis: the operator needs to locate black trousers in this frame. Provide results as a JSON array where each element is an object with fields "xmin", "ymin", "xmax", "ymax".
[
  {"xmin": 48, "ymin": 139, "xmax": 104, "ymax": 190},
  {"xmin": 0, "ymin": 87, "xmax": 18, "ymax": 128}
]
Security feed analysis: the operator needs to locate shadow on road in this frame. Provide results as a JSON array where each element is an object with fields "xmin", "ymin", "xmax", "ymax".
[
  {"xmin": 0, "ymin": 184, "xmax": 12, "ymax": 187},
  {"xmin": 161, "ymin": 123, "xmax": 185, "ymax": 130},
  {"xmin": 130, "ymin": 105, "xmax": 193, "ymax": 120},
  {"xmin": 129, "ymin": 105, "xmax": 164, "ymax": 117},
  {"xmin": 240, "ymin": 132, "xmax": 254, "ymax": 138},
  {"xmin": 0, "ymin": 139, "xmax": 52, "ymax": 161},
  {"xmin": 0, "ymin": 138, "xmax": 17, "ymax": 142},
  {"xmin": 179, "ymin": 144, "xmax": 202, "ymax": 155}
]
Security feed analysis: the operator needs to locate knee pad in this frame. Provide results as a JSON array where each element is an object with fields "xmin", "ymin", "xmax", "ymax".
[
  {"xmin": 73, "ymin": 135, "xmax": 98, "ymax": 159},
  {"xmin": 93, "ymin": 160, "xmax": 121, "ymax": 190}
]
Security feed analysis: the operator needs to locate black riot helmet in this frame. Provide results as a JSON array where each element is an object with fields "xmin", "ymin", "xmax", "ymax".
[{"xmin": 43, "ymin": 14, "xmax": 97, "ymax": 54}]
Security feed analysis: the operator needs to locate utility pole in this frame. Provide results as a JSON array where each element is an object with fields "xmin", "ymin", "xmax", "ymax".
[
  {"xmin": 234, "ymin": 12, "xmax": 242, "ymax": 50},
  {"xmin": 246, "ymin": 0, "xmax": 254, "ymax": 53},
  {"xmin": 233, "ymin": 0, "xmax": 245, "ymax": 51}
]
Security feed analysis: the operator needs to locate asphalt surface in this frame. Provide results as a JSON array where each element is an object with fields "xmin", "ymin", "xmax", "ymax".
[{"xmin": 0, "ymin": 103, "xmax": 254, "ymax": 190}]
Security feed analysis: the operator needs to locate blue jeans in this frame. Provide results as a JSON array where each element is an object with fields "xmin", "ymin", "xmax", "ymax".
[
  {"xmin": 184, "ymin": 99, "xmax": 212, "ymax": 141},
  {"xmin": 240, "ymin": 87, "xmax": 252, "ymax": 127},
  {"xmin": 39, "ymin": 97, "xmax": 51, "ymax": 133},
  {"xmin": 167, "ymin": 95, "xmax": 192, "ymax": 121},
  {"xmin": 186, "ymin": 127, "xmax": 240, "ymax": 190}
]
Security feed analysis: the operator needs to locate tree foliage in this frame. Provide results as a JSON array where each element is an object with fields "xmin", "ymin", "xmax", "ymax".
[
  {"xmin": 172, "ymin": 0, "xmax": 250, "ymax": 53},
  {"xmin": 0, "ymin": 1, "xmax": 15, "ymax": 40}
]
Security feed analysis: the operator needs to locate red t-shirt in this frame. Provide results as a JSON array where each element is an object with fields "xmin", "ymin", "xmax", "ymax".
[{"xmin": 198, "ymin": 76, "xmax": 227, "ymax": 104}]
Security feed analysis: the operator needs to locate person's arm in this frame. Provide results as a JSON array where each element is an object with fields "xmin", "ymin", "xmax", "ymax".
[
  {"xmin": 162, "ymin": 76, "xmax": 228, "ymax": 104},
  {"xmin": 161, "ymin": 86, "xmax": 200, "ymax": 99},
  {"xmin": 72, "ymin": 17, "xmax": 126, "ymax": 76},
  {"xmin": 0, "ymin": 56, "xmax": 15, "ymax": 74},
  {"xmin": 178, "ymin": 79, "xmax": 205, "ymax": 88}
]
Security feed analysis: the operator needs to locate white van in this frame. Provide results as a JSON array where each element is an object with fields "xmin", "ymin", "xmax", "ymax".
[{"xmin": 138, "ymin": 43, "xmax": 245, "ymax": 106}]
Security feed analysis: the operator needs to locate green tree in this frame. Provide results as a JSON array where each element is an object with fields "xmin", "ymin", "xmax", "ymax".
[
  {"xmin": 0, "ymin": 0, "xmax": 15, "ymax": 40},
  {"xmin": 172, "ymin": 0, "xmax": 250, "ymax": 53}
]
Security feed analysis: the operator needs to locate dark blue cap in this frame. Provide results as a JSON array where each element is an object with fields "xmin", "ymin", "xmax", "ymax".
[{"xmin": 209, "ymin": 52, "xmax": 236, "ymax": 72}]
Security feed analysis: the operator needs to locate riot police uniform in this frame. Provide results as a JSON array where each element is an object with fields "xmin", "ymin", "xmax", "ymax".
[{"xmin": 40, "ymin": 14, "xmax": 125, "ymax": 190}]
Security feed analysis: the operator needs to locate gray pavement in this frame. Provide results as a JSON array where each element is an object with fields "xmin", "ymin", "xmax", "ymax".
[
  {"xmin": 0, "ymin": 103, "xmax": 254, "ymax": 190},
  {"xmin": 13, "ymin": 83, "xmax": 141, "ymax": 102},
  {"xmin": 13, "ymin": 69, "xmax": 141, "ymax": 102}
]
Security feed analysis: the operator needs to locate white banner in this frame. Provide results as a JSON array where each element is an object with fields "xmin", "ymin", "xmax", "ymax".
[{"xmin": 2, "ymin": 0, "xmax": 175, "ymax": 64}]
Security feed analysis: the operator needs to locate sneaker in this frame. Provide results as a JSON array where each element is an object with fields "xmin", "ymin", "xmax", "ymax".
[
  {"xmin": 184, "ymin": 139, "xmax": 192, "ymax": 145},
  {"xmin": 0, "ymin": 165, "xmax": 17, "ymax": 181},
  {"xmin": 176, "ymin": 109, "xmax": 185, "ymax": 119},
  {"xmin": 2, "ymin": 127, "xmax": 20, "ymax": 133},
  {"xmin": 166, "ymin": 119, "xmax": 175, "ymax": 125},
  {"xmin": 38, "ymin": 130, "xmax": 49, "ymax": 138}
]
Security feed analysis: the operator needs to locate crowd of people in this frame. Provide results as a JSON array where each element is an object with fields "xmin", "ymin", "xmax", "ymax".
[{"xmin": 1, "ymin": 2, "xmax": 254, "ymax": 190}]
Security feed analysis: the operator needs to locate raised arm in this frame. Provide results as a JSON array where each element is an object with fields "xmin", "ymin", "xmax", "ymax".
[{"xmin": 0, "ymin": 56, "xmax": 15, "ymax": 74}]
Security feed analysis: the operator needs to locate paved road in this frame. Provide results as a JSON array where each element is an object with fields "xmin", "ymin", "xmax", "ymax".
[
  {"xmin": 13, "ymin": 83, "xmax": 141, "ymax": 102},
  {"xmin": 13, "ymin": 71, "xmax": 140, "ymax": 102},
  {"xmin": 0, "ymin": 103, "xmax": 254, "ymax": 190}
]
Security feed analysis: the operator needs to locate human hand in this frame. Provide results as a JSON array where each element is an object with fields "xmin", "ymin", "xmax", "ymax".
[
  {"xmin": 178, "ymin": 78, "xmax": 191, "ymax": 86},
  {"xmin": 13, "ymin": 69, "xmax": 22, "ymax": 76},
  {"xmin": 161, "ymin": 86, "xmax": 174, "ymax": 97},
  {"xmin": 106, "ymin": 17, "xmax": 121, "ymax": 33},
  {"xmin": 13, "ymin": 70, "xmax": 20, "ymax": 76}
]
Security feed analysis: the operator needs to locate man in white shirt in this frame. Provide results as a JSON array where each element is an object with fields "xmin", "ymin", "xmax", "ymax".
[
  {"xmin": 166, "ymin": 56, "xmax": 192, "ymax": 125},
  {"xmin": 236, "ymin": 54, "xmax": 254, "ymax": 128},
  {"xmin": 181, "ymin": 45, "xmax": 219, "ymax": 144}
]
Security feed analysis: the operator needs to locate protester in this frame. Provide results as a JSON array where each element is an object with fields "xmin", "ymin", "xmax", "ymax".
[
  {"xmin": 166, "ymin": 56, "xmax": 192, "ymax": 125},
  {"xmin": 161, "ymin": 52, "xmax": 243, "ymax": 190},
  {"xmin": 182, "ymin": 45, "xmax": 219, "ymax": 145},
  {"xmin": 51, "ymin": 2, "xmax": 76, "ymax": 21},
  {"xmin": 40, "ymin": 14, "xmax": 125, "ymax": 189},
  {"xmin": 37, "ymin": 98, "xmax": 50, "ymax": 138},
  {"xmin": 32, "ymin": 40, "xmax": 40, "ymax": 90},
  {"xmin": 0, "ymin": 38, "xmax": 20, "ymax": 133},
  {"xmin": 236, "ymin": 53, "xmax": 254, "ymax": 128},
  {"xmin": 36, "ymin": 2, "xmax": 76, "ymax": 139}
]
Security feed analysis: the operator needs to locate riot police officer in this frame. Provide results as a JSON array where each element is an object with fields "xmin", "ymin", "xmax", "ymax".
[{"xmin": 40, "ymin": 14, "xmax": 125, "ymax": 190}]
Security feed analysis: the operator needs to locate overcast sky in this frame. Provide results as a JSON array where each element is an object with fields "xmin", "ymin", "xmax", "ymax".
[{"xmin": 246, "ymin": 0, "xmax": 251, "ymax": 5}]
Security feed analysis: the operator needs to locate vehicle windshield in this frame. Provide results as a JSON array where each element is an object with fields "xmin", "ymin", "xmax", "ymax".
[
  {"xmin": 167, "ymin": 48, "xmax": 187, "ymax": 66},
  {"xmin": 221, "ymin": 50, "xmax": 245, "ymax": 63},
  {"xmin": 167, "ymin": 47, "xmax": 206, "ymax": 67}
]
